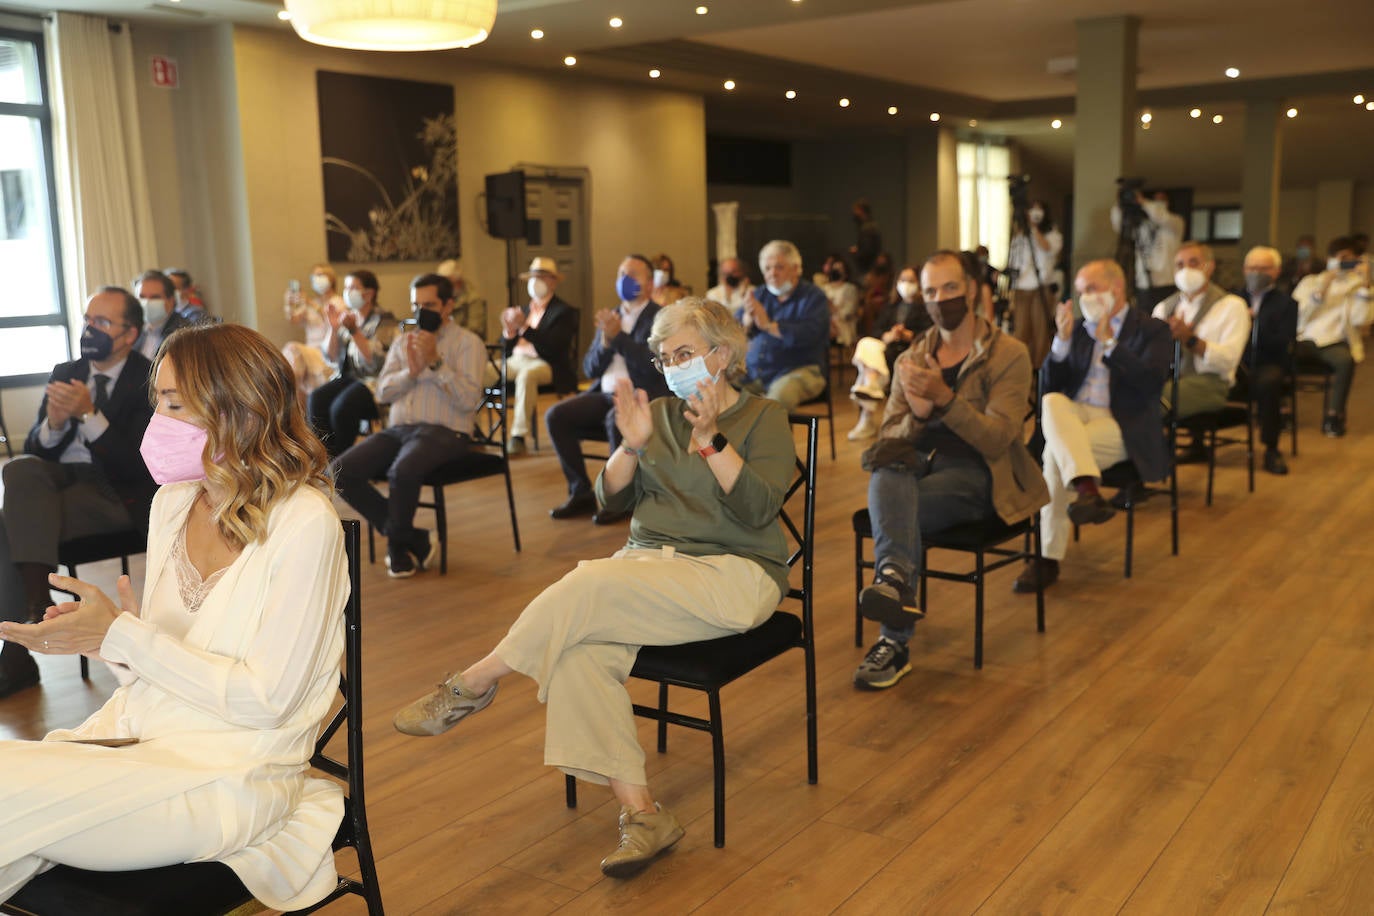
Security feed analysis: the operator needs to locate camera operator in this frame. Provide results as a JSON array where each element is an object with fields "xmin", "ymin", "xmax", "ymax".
[
  {"xmin": 1006, "ymin": 198, "xmax": 1062, "ymax": 366},
  {"xmin": 1111, "ymin": 187, "xmax": 1184, "ymax": 312}
]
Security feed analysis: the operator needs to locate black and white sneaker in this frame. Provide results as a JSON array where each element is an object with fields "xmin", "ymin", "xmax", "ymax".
[
  {"xmin": 859, "ymin": 566, "xmax": 924, "ymax": 629},
  {"xmin": 853, "ymin": 637, "xmax": 911, "ymax": 690}
]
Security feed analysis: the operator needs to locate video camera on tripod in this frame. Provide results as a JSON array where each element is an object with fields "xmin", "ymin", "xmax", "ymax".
[
  {"xmin": 1116, "ymin": 176, "xmax": 1147, "ymax": 222},
  {"xmin": 1008, "ymin": 174, "xmax": 1032, "ymax": 226}
]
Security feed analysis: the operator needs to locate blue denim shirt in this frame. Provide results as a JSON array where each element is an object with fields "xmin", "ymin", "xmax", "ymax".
[{"xmin": 744, "ymin": 279, "xmax": 831, "ymax": 385}]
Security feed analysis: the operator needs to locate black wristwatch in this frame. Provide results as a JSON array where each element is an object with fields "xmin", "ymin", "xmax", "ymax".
[
  {"xmin": 697, "ymin": 432, "xmax": 728, "ymax": 458},
  {"xmin": 1185, "ymin": 335, "xmax": 1200, "ymax": 350}
]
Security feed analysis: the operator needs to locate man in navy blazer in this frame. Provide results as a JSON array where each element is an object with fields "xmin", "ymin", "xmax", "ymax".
[
  {"xmin": 544, "ymin": 255, "xmax": 669, "ymax": 523},
  {"xmin": 1233, "ymin": 246, "xmax": 1298, "ymax": 475},
  {"xmin": 1015, "ymin": 260, "xmax": 1172, "ymax": 593},
  {"xmin": 0, "ymin": 287, "xmax": 156, "ymax": 697}
]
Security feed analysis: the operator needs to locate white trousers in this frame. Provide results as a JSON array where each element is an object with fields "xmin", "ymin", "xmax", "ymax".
[
  {"xmin": 851, "ymin": 337, "xmax": 889, "ymax": 379},
  {"xmin": 493, "ymin": 547, "xmax": 780, "ymax": 787},
  {"xmin": 1039, "ymin": 393, "xmax": 1128, "ymax": 560},
  {"xmin": 506, "ymin": 352, "xmax": 552, "ymax": 437}
]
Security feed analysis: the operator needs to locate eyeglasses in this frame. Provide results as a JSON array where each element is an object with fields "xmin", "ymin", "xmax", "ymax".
[
  {"xmin": 84, "ymin": 314, "xmax": 130, "ymax": 333},
  {"xmin": 650, "ymin": 345, "xmax": 716, "ymax": 373}
]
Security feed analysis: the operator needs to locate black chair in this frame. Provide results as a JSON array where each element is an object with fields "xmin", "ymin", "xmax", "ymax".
[
  {"xmin": 1293, "ymin": 353, "xmax": 1334, "ymax": 437},
  {"xmin": 563, "ymin": 415, "xmax": 820, "ymax": 848},
  {"xmin": 853, "ymin": 510, "xmax": 1043, "ymax": 670},
  {"xmin": 55, "ymin": 530, "xmax": 149, "ymax": 682},
  {"xmin": 2, "ymin": 520, "xmax": 384, "ymax": 916},
  {"xmin": 368, "ymin": 344, "xmax": 522, "ymax": 572},
  {"xmin": 794, "ymin": 381, "xmax": 836, "ymax": 460},
  {"xmin": 1191, "ymin": 399, "xmax": 1254, "ymax": 507}
]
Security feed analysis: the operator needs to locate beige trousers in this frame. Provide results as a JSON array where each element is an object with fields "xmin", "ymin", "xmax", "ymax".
[
  {"xmin": 1039, "ymin": 393, "xmax": 1128, "ymax": 560},
  {"xmin": 506, "ymin": 352, "xmax": 552, "ymax": 438},
  {"xmin": 494, "ymin": 547, "xmax": 780, "ymax": 787},
  {"xmin": 1012, "ymin": 288, "xmax": 1055, "ymax": 368}
]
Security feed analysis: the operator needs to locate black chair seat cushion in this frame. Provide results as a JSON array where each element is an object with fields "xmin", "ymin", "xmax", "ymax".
[
  {"xmin": 1099, "ymin": 460, "xmax": 1143, "ymax": 489},
  {"xmin": 631, "ymin": 611, "xmax": 803, "ymax": 688},
  {"xmin": 57, "ymin": 530, "xmax": 147, "ymax": 567},
  {"xmin": 426, "ymin": 451, "xmax": 506, "ymax": 484},
  {"xmin": 852, "ymin": 508, "xmax": 1027, "ymax": 551},
  {"xmin": 8, "ymin": 861, "xmax": 252, "ymax": 916},
  {"xmin": 1213, "ymin": 405, "xmax": 1250, "ymax": 429}
]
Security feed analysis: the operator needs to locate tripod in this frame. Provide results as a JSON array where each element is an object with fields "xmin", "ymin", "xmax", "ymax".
[
  {"xmin": 1005, "ymin": 209, "xmax": 1054, "ymax": 334},
  {"xmin": 1114, "ymin": 205, "xmax": 1144, "ymax": 308}
]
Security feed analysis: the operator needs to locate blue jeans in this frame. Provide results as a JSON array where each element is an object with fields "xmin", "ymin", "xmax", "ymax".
[{"xmin": 868, "ymin": 458, "xmax": 993, "ymax": 642}]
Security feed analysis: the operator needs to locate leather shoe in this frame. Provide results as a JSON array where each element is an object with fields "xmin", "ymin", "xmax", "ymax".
[
  {"xmin": 592, "ymin": 507, "xmax": 631, "ymax": 526},
  {"xmin": 1012, "ymin": 558, "xmax": 1058, "ymax": 594},
  {"xmin": 0, "ymin": 652, "xmax": 40, "ymax": 700},
  {"xmin": 1263, "ymin": 449, "xmax": 1289, "ymax": 476},
  {"xmin": 1067, "ymin": 491, "xmax": 1116, "ymax": 526},
  {"xmin": 549, "ymin": 492, "xmax": 596, "ymax": 519},
  {"xmin": 600, "ymin": 804, "xmax": 685, "ymax": 878}
]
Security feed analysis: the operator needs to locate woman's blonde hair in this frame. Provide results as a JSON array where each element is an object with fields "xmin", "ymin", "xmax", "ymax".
[
  {"xmin": 155, "ymin": 324, "xmax": 332, "ymax": 550},
  {"xmin": 648, "ymin": 297, "xmax": 748, "ymax": 381},
  {"xmin": 310, "ymin": 263, "xmax": 337, "ymax": 292}
]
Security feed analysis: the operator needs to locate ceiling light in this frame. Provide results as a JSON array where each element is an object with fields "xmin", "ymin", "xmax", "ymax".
[
  {"xmin": 1141, "ymin": 122, "xmax": 1151, "ymax": 130},
  {"xmin": 785, "ymin": 89, "xmax": 796, "ymax": 100},
  {"xmin": 695, "ymin": 5, "xmax": 708, "ymax": 13},
  {"xmin": 1224, "ymin": 67, "xmax": 1240, "ymax": 78},
  {"xmin": 1367, "ymin": 102, "xmax": 1374, "ymax": 111},
  {"xmin": 1140, "ymin": 111, "xmax": 1152, "ymax": 124},
  {"xmin": 887, "ymin": 106, "xmax": 898, "ymax": 115},
  {"xmin": 563, "ymin": 55, "xmax": 577, "ymax": 66},
  {"xmin": 1051, "ymin": 118, "xmax": 1062, "ymax": 129},
  {"xmin": 1355, "ymin": 94, "xmax": 1365, "ymax": 105},
  {"xmin": 1286, "ymin": 107, "xmax": 1298, "ymax": 118},
  {"xmin": 648, "ymin": 68, "xmax": 660, "ymax": 78},
  {"xmin": 283, "ymin": 0, "xmax": 495, "ymax": 50},
  {"xmin": 929, "ymin": 112, "xmax": 940, "ymax": 122},
  {"xmin": 723, "ymin": 79, "xmax": 735, "ymax": 90},
  {"xmin": 1212, "ymin": 114, "xmax": 1224, "ymax": 124},
  {"xmin": 529, "ymin": 28, "xmax": 543, "ymax": 39},
  {"xmin": 1190, "ymin": 108, "xmax": 1202, "ymax": 118},
  {"xmin": 968, "ymin": 119, "xmax": 978, "ymax": 127},
  {"xmin": 608, "ymin": 16, "xmax": 622, "ymax": 28},
  {"xmin": 839, "ymin": 98, "xmax": 850, "ymax": 108},
  {"xmin": 277, "ymin": 9, "xmax": 292, "ymax": 20}
]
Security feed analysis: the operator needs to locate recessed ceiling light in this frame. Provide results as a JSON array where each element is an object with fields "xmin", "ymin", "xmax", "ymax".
[
  {"xmin": 1051, "ymin": 118, "xmax": 1062, "ymax": 129},
  {"xmin": 723, "ymin": 79, "xmax": 735, "ymax": 90},
  {"xmin": 277, "ymin": 9, "xmax": 292, "ymax": 20},
  {"xmin": 696, "ymin": 5, "xmax": 708, "ymax": 14},
  {"xmin": 1224, "ymin": 67, "xmax": 1240, "ymax": 79},
  {"xmin": 1212, "ymin": 114, "xmax": 1224, "ymax": 124},
  {"xmin": 1286, "ymin": 107, "xmax": 1298, "ymax": 118},
  {"xmin": 929, "ymin": 112, "xmax": 941, "ymax": 121},
  {"xmin": 563, "ymin": 55, "xmax": 577, "ymax": 66},
  {"xmin": 1189, "ymin": 108, "xmax": 1202, "ymax": 118},
  {"xmin": 1140, "ymin": 112, "xmax": 1152, "ymax": 124},
  {"xmin": 1367, "ymin": 101, "xmax": 1374, "ymax": 111},
  {"xmin": 887, "ymin": 106, "xmax": 898, "ymax": 115},
  {"xmin": 608, "ymin": 16, "xmax": 623, "ymax": 28},
  {"xmin": 839, "ymin": 98, "xmax": 850, "ymax": 108},
  {"xmin": 530, "ymin": 28, "xmax": 544, "ymax": 39},
  {"xmin": 648, "ymin": 68, "xmax": 661, "ymax": 78},
  {"xmin": 1141, "ymin": 122, "xmax": 1151, "ymax": 130},
  {"xmin": 785, "ymin": 89, "xmax": 797, "ymax": 100},
  {"xmin": 968, "ymin": 119, "xmax": 978, "ymax": 127},
  {"xmin": 1355, "ymin": 94, "xmax": 1365, "ymax": 105}
]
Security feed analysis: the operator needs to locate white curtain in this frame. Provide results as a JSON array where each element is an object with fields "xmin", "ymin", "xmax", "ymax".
[
  {"xmin": 712, "ymin": 201, "xmax": 739, "ymax": 263},
  {"xmin": 45, "ymin": 12, "xmax": 156, "ymax": 317},
  {"xmin": 957, "ymin": 141, "xmax": 1011, "ymax": 269}
]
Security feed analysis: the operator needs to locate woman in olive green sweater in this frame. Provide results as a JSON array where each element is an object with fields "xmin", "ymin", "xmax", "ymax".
[{"xmin": 393, "ymin": 298, "xmax": 794, "ymax": 879}]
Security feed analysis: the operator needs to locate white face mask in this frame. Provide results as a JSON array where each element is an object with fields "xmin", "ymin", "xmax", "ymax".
[
  {"xmin": 140, "ymin": 297, "xmax": 168, "ymax": 326},
  {"xmin": 1028, "ymin": 207, "xmax": 1044, "ymax": 225},
  {"xmin": 896, "ymin": 280, "xmax": 920, "ymax": 302},
  {"xmin": 765, "ymin": 281, "xmax": 795, "ymax": 298},
  {"xmin": 653, "ymin": 269, "xmax": 670, "ymax": 289},
  {"xmin": 1174, "ymin": 266, "xmax": 1207, "ymax": 296},
  {"xmin": 1327, "ymin": 257, "xmax": 1343, "ymax": 272},
  {"xmin": 1078, "ymin": 290, "xmax": 1114, "ymax": 324},
  {"xmin": 344, "ymin": 289, "xmax": 366, "ymax": 311},
  {"xmin": 310, "ymin": 275, "xmax": 331, "ymax": 296},
  {"xmin": 527, "ymin": 277, "xmax": 550, "ymax": 301}
]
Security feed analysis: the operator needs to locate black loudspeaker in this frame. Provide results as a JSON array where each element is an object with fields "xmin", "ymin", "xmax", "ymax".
[{"xmin": 485, "ymin": 171, "xmax": 526, "ymax": 239}]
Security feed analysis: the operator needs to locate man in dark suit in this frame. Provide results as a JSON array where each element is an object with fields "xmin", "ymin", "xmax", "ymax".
[
  {"xmin": 544, "ymin": 254, "xmax": 669, "ymax": 524},
  {"xmin": 0, "ymin": 287, "xmax": 156, "ymax": 697},
  {"xmin": 1234, "ymin": 246, "xmax": 1298, "ymax": 475},
  {"xmin": 134, "ymin": 268, "xmax": 213, "ymax": 360},
  {"xmin": 501, "ymin": 256, "xmax": 580, "ymax": 456},
  {"xmin": 1014, "ymin": 260, "xmax": 1172, "ymax": 593}
]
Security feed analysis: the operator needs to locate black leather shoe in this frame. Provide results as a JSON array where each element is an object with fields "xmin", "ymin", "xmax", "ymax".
[
  {"xmin": 592, "ymin": 507, "xmax": 631, "ymax": 526},
  {"xmin": 1012, "ymin": 558, "xmax": 1059, "ymax": 594},
  {"xmin": 550, "ymin": 492, "xmax": 596, "ymax": 519},
  {"xmin": 1324, "ymin": 415, "xmax": 1346, "ymax": 438},
  {"xmin": 1263, "ymin": 449, "xmax": 1289, "ymax": 476},
  {"xmin": 0, "ymin": 652, "xmax": 40, "ymax": 700},
  {"xmin": 1067, "ymin": 491, "xmax": 1116, "ymax": 526}
]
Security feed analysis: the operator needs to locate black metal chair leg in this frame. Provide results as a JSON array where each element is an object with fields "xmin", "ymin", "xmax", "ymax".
[
  {"xmin": 1205, "ymin": 427, "xmax": 1216, "ymax": 507},
  {"xmin": 854, "ymin": 529, "xmax": 865, "ymax": 647},
  {"xmin": 565, "ymin": 773, "xmax": 578, "ymax": 809},
  {"xmin": 973, "ymin": 550, "xmax": 985, "ymax": 670},
  {"xmin": 432, "ymin": 484, "xmax": 448, "ymax": 575},
  {"xmin": 657, "ymin": 683, "xmax": 669, "ymax": 753},
  {"xmin": 1123, "ymin": 503, "xmax": 1135, "ymax": 579},
  {"xmin": 709, "ymin": 690, "xmax": 726, "ymax": 848},
  {"xmin": 1033, "ymin": 523, "xmax": 1045, "ymax": 633}
]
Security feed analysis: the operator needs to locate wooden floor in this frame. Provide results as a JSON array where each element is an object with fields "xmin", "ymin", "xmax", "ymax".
[{"xmin": 4, "ymin": 372, "xmax": 1373, "ymax": 915}]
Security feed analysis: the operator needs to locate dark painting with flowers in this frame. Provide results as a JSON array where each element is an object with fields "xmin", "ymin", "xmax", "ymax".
[{"xmin": 316, "ymin": 71, "xmax": 458, "ymax": 263}]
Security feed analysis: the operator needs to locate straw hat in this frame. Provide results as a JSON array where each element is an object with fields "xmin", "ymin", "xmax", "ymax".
[{"xmin": 519, "ymin": 256, "xmax": 562, "ymax": 280}]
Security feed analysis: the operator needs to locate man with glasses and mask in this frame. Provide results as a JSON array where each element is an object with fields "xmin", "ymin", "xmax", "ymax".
[
  {"xmin": 0, "ymin": 287, "xmax": 155, "ymax": 698},
  {"xmin": 1013, "ymin": 260, "xmax": 1172, "ymax": 594},
  {"xmin": 133, "ymin": 269, "xmax": 213, "ymax": 360},
  {"xmin": 333, "ymin": 273, "xmax": 486, "ymax": 578},
  {"xmin": 853, "ymin": 251, "xmax": 1046, "ymax": 690}
]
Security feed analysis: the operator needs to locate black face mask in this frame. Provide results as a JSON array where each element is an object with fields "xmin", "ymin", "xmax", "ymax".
[
  {"xmin": 827, "ymin": 267, "xmax": 845, "ymax": 282},
  {"xmin": 724, "ymin": 274, "xmax": 743, "ymax": 289},
  {"xmin": 414, "ymin": 307, "xmax": 443, "ymax": 333},
  {"xmin": 927, "ymin": 295, "xmax": 970, "ymax": 332},
  {"xmin": 80, "ymin": 324, "xmax": 115, "ymax": 361}
]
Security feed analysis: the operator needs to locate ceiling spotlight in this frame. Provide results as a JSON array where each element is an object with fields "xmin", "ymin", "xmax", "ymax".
[
  {"xmin": 1367, "ymin": 102, "xmax": 1374, "ymax": 111},
  {"xmin": 1286, "ymin": 107, "xmax": 1298, "ymax": 118},
  {"xmin": 929, "ymin": 112, "xmax": 940, "ymax": 122},
  {"xmin": 723, "ymin": 79, "xmax": 736, "ymax": 90},
  {"xmin": 648, "ymin": 68, "xmax": 660, "ymax": 78},
  {"xmin": 1355, "ymin": 94, "xmax": 1366, "ymax": 105},
  {"xmin": 968, "ymin": 119, "xmax": 978, "ymax": 127},
  {"xmin": 696, "ymin": 5, "xmax": 708, "ymax": 13},
  {"xmin": 277, "ymin": 9, "xmax": 292, "ymax": 20},
  {"xmin": 608, "ymin": 16, "xmax": 622, "ymax": 28},
  {"xmin": 1051, "ymin": 118, "xmax": 1062, "ymax": 129},
  {"xmin": 1140, "ymin": 112, "xmax": 1152, "ymax": 124},
  {"xmin": 1189, "ymin": 108, "xmax": 1202, "ymax": 118},
  {"xmin": 785, "ymin": 89, "xmax": 797, "ymax": 100},
  {"xmin": 530, "ymin": 28, "xmax": 544, "ymax": 39},
  {"xmin": 1224, "ymin": 67, "xmax": 1240, "ymax": 78},
  {"xmin": 563, "ymin": 55, "xmax": 577, "ymax": 66},
  {"xmin": 887, "ymin": 106, "xmax": 898, "ymax": 115},
  {"xmin": 1212, "ymin": 114, "xmax": 1224, "ymax": 124},
  {"xmin": 839, "ymin": 97, "xmax": 850, "ymax": 108}
]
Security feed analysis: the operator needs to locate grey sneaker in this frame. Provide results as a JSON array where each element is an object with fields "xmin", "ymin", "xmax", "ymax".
[
  {"xmin": 859, "ymin": 566, "xmax": 925, "ymax": 628},
  {"xmin": 853, "ymin": 637, "xmax": 911, "ymax": 690},
  {"xmin": 599, "ymin": 803, "xmax": 685, "ymax": 878},
  {"xmin": 393, "ymin": 672, "xmax": 498, "ymax": 736}
]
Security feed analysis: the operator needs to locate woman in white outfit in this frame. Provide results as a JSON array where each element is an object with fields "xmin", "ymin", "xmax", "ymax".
[{"xmin": 0, "ymin": 324, "xmax": 349, "ymax": 911}]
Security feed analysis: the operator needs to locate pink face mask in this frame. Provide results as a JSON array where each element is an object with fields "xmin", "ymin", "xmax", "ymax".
[{"xmin": 140, "ymin": 412, "xmax": 209, "ymax": 484}]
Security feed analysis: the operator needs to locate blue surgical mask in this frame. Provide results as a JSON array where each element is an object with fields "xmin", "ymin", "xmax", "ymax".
[
  {"xmin": 1296, "ymin": 245, "xmax": 1312, "ymax": 260},
  {"xmin": 765, "ymin": 281, "xmax": 794, "ymax": 298},
  {"xmin": 80, "ymin": 324, "xmax": 115, "ymax": 361},
  {"xmin": 663, "ymin": 354, "xmax": 718, "ymax": 400},
  {"xmin": 616, "ymin": 274, "xmax": 642, "ymax": 302}
]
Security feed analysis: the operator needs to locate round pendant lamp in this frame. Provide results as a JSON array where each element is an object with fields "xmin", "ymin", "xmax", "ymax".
[{"xmin": 284, "ymin": 0, "xmax": 497, "ymax": 52}]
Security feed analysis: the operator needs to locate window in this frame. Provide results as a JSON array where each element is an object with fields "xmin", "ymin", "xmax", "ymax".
[
  {"xmin": 1191, "ymin": 205, "xmax": 1242, "ymax": 243},
  {"xmin": 0, "ymin": 28, "xmax": 65, "ymax": 386},
  {"xmin": 957, "ymin": 141, "xmax": 1012, "ymax": 269}
]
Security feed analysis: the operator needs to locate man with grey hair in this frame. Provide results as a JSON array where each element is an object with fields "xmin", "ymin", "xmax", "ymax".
[
  {"xmin": 1233, "ymin": 246, "xmax": 1297, "ymax": 474},
  {"xmin": 739, "ymin": 240, "xmax": 830, "ymax": 410}
]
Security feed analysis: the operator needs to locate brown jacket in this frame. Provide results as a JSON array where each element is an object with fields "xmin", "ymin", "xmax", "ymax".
[{"xmin": 879, "ymin": 316, "xmax": 1048, "ymax": 524}]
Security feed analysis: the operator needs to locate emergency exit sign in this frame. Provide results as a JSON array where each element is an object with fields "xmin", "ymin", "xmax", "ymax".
[{"xmin": 151, "ymin": 56, "xmax": 179, "ymax": 89}]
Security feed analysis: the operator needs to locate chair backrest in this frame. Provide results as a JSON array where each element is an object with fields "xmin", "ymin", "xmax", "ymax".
[
  {"xmin": 472, "ymin": 344, "xmax": 511, "ymax": 454},
  {"xmin": 782, "ymin": 415, "xmax": 819, "ymax": 637}
]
